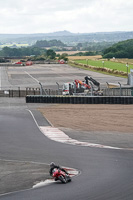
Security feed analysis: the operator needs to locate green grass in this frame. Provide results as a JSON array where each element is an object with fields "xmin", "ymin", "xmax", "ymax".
[{"xmin": 75, "ymin": 59, "xmax": 133, "ymax": 73}]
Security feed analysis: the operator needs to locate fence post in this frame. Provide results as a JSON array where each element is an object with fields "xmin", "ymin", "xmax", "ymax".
[
  {"xmin": 118, "ymin": 82, "xmax": 122, "ymax": 96},
  {"xmin": 56, "ymin": 82, "xmax": 60, "ymax": 95},
  {"xmin": 11, "ymin": 90, "xmax": 13, "ymax": 97},
  {"xmin": 33, "ymin": 88, "xmax": 35, "ymax": 95},
  {"xmin": 48, "ymin": 89, "xmax": 50, "ymax": 95},
  {"xmin": 106, "ymin": 82, "xmax": 110, "ymax": 96},
  {"xmin": 39, "ymin": 82, "xmax": 43, "ymax": 95},
  {"xmin": 26, "ymin": 88, "xmax": 28, "ymax": 96},
  {"xmin": 18, "ymin": 87, "xmax": 20, "ymax": 97},
  {"xmin": 89, "ymin": 81, "xmax": 93, "ymax": 96}
]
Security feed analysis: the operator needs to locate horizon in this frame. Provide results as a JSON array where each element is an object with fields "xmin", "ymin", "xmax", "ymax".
[{"xmin": 0, "ymin": 30, "xmax": 133, "ymax": 35}]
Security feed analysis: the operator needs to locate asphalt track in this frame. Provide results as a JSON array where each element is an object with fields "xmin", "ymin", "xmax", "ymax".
[
  {"xmin": 2, "ymin": 63, "xmax": 127, "ymax": 90},
  {"xmin": 0, "ymin": 64, "xmax": 133, "ymax": 199},
  {"xmin": 0, "ymin": 108, "xmax": 133, "ymax": 200}
]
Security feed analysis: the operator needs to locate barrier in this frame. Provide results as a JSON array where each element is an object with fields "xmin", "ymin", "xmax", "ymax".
[{"xmin": 26, "ymin": 95, "xmax": 133, "ymax": 104}]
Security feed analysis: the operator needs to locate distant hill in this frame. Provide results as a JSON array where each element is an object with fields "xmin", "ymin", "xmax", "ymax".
[
  {"xmin": 0, "ymin": 31, "xmax": 133, "ymax": 45},
  {"xmin": 46, "ymin": 30, "xmax": 74, "ymax": 36},
  {"xmin": 103, "ymin": 39, "xmax": 133, "ymax": 58}
]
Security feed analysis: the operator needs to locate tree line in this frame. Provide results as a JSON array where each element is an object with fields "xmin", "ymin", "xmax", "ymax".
[
  {"xmin": 1, "ymin": 38, "xmax": 133, "ymax": 59},
  {"xmin": 102, "ymin": 39, "xmax": 133, "ymax": 59},
  {"xmin": 0, "ymin": 46, "xmax": 56, "ymax": 59},
  {"xmin": 0, "ymin": 46, "xmax": 44, "ymax": 57}
]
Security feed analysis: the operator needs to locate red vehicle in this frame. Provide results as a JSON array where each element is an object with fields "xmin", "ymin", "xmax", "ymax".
[
  {"xmin": 26, "ymin": 61, "xmax": 33, "ymax": 66},
  {"xmin": 15, "ymin": 61, "xmax": 22, "ymax": 65},
  {"xmin": 58, "ymin": 59, "xmax": 65, "ymax": 64},
  {"xmin": 52, "ymin": 168, "xmax": 71, "ymax": 183}
]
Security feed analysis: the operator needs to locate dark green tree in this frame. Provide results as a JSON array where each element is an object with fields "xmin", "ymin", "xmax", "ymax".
[
  {"xmin": 33, "ymin": 39, "xmax": 65, "ymax": 48},
  {"xmin": 46, "ymin": 49, "xmax": 56, "ymax": 59},
  {"xmin": 103, "ymin": 39, "xmax": 133, "ymax": 58},
  {"xmin": 58, "ymin": 53, "xmax": 68, "ymax": 61}
]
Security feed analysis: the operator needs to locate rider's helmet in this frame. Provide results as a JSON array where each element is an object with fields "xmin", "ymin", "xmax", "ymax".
[{"xmin": 50, "ymin": 162, "xmax": 55, "ymax": 168}]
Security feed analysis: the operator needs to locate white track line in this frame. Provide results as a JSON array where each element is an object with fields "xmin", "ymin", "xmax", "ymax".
[
  {"xmin": 40, "ymin": 126, "xmax": 121, "ymax": 150},
  {"xmin": 24, "ymin": 71, "xmax": 39, "ymax": 83}
]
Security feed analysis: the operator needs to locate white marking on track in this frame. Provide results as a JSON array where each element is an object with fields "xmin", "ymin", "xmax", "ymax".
[
  {"xmin": 24, "ymin": 71, "xmax": 39, "ymax": 83},
  {"xmin": 40, "ymin": 126, "xmax": 121, "ymax": 150}
]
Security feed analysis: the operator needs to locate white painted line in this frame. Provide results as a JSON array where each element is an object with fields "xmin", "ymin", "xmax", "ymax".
[
  {"xmin": 40, "ymin": 126, "xmax": 122, "ymax": 150},
  {"xmin": 24, "ymin": 71, "xmax": 39, "ymax": 83}
]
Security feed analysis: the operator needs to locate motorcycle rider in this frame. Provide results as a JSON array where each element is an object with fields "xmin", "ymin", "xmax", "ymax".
[{"xmin": 49, "ymin": 162, "xmax": 69, "ymax": 176}]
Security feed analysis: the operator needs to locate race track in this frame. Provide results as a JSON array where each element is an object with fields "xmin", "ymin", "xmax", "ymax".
[{"xmin": 0, "ymin": 109, "xmax": 133, "ymax": 200}]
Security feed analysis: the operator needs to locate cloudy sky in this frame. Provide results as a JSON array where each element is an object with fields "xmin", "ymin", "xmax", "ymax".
[{"xmin": 0, "ymin": 0, "xmax": 132, "ymax": 34}]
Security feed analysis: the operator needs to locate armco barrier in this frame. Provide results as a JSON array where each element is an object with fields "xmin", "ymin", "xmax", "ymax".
[{"xmin": 26, "ymin": 95, "xmax": 133, "ymax": 104}]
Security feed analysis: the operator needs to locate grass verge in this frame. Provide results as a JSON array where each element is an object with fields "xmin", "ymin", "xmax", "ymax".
[{"xmin": 68, "ymin": 61, "xmax": 128, "ymax": 78}]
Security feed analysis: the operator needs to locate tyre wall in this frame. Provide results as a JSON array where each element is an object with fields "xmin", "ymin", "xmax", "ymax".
[{"xmin": 26, "ymin": 95, "xmax": 133, "ymax": 104}]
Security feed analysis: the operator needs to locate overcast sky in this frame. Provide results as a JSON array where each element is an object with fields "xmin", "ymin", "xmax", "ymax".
[{"xmin": 0, "ymin": 0, "xmax": 132, "ymax": 34}]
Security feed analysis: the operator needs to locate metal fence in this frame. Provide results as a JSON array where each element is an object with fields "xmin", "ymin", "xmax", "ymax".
[
  {"xmin": 0, "ymin": 86, "xmax": 133, "ymax": 97},
  {"xmin": 103, "ymin": 88, "xmax": 133, "ymax": 96},
  {"xmin": 0, "ymin": 87, "xmax": 61, "ymax": 97}
]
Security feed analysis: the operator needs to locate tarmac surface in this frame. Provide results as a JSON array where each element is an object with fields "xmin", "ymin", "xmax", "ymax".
[
  {"xmin": 0, "ymin": 63, "xmax": 127, "ymax": 90},
  {"xmin": 0, "ymin": 104, "xmax": 51, "ymax": 195},
  {"xmin": 0, "ymin": 97, "xmax": 133, "ymax": 197},
  {"xmin": 0, "ymin": 159, "xmax": 50, "ymax": 195},
  {"xmin": 1, "ymin": 104, "xmax": 133, "ymax": 200},
  {"xmin": 0, "ymin": 64, "xmax": 133, "ymax": 199}
]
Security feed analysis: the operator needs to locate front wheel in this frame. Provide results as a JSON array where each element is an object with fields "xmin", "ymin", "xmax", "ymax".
[{"xmin": 58, "ymin": 175, "xmax": 67, "ymax": 183}]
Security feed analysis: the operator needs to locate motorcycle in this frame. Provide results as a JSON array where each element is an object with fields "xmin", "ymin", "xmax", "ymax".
[{"xmin": 52, "ymin": 168, "xmax": 71, "ymax": 183}]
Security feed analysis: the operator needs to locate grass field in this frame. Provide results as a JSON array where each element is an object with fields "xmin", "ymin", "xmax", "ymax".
[{"xmin": 74, "ymin": 59, "xmax": 133, "ymax": 73}]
